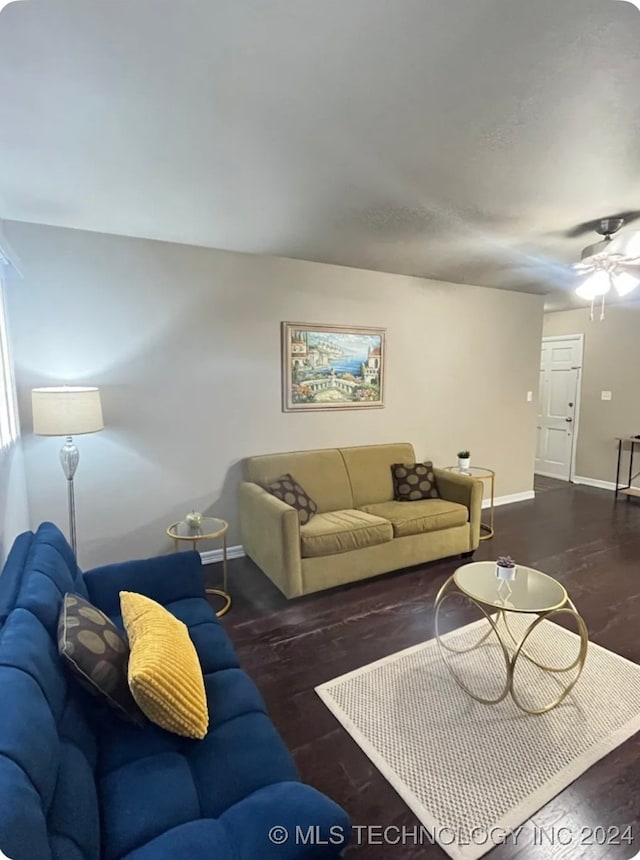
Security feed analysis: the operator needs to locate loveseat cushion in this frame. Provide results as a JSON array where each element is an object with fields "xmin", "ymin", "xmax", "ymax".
[
  {"xmin": 360, "ymin": 499, "xmax": 468, "ymax": 538},
  {"xmin": 339, "ymin": 442, "xmax": 416, "ymax": 507},
  {"xmin": 245, "ymin": 448, "xmax": 353, "ymax": 513},
  {"xmin": 299, "ymin": 510, "xmax": 393, "ymax": 558}
]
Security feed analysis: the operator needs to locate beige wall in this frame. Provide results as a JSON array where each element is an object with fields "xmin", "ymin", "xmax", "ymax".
[
  {"xmin": 4, "ymin": 221, "xmax": 543, "ymax": 568},
  {"xmin": 543, "ymin": 305, "xmax": 640, "ymax": 485}
]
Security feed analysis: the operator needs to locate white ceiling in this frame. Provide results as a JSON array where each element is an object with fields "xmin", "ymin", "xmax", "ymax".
[{"xmin": 1, "ymin": 0, "xmax": 640, "ymax": 307}]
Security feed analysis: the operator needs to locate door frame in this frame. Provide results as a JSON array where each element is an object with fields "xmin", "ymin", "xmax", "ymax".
[{"xmin": 539, "ymin": 334, "xmax": 584, "ymax": 482}]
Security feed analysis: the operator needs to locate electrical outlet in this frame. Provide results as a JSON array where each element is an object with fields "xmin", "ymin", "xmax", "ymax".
[
  {"xmin": 601, "ymin": 390, "xmax": 612, "ymax": 401},
  {"xmin": 527, "ymin": 391, "xmax": 533, "ymax": 402}
]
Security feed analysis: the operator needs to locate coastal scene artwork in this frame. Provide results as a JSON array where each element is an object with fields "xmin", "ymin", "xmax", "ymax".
[{"xmin": 282, "ymin": 322, "xmax": 385, "ymax": 412}]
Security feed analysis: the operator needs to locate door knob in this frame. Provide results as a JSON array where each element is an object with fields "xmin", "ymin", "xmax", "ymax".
[{"xmin": 566, "ymin": 417, "xmax": 573, "ymax": 423}]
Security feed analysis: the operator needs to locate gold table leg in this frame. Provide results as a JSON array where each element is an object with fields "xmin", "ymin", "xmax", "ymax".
[
  {"xmin": 205, "ymin": 529, "xmax": 231, "ymax": 618},
  {"xmin": 434, "ymin": 577, "xmax": 588, "ymax": 714},
  {"xmin": 479, "ymin": 472, "xmax": 495, "ymax": 540}
]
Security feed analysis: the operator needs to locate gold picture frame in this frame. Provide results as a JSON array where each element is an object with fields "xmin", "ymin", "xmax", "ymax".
[{"xmin": 282, "ymin": 322, "xmax": 386, "ymax": 412}]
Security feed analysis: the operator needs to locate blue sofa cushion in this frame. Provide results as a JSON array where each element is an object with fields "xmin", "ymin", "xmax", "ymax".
[
  {"xmin": 0, "ymin": 522, "xmax": 87, "ymax": 634},
  {"xmin": 122, "ymin": 783, "xmax": 350, "ymax": 860},
  {"xmin": 84, "ymin": 552, "xmax": 206, "ymax": 619},
  {"xmin": 96, "ymin": 599, "xmax": 300, "ymax": 859},
  {"xmin": 0, "ymin": 526, "xmax": 350, "ymax": 859},
  {"xmin": 0, "ymin": 523, "xmax": 101, "ymax": 860},
  {"xmin": 0, "ymin": 608, "xmax": 100, "ymax": 860}
]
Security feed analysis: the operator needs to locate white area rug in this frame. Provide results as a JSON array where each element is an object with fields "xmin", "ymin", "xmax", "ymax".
[{"xmin": 316, "ymin": 617, "xmax": 640, "ymax": 860}]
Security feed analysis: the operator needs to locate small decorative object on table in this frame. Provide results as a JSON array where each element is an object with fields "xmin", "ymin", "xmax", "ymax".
[
  {"xmin": 496, "ymin": 555, "xmax": 516, "ymax": 580},
  {"xmin": 457, "ymin": 450, "xmax": 471, "ymax": 472},
  {"xmin": 185, "ymin": 510, "xmax": 203, "ymax": 529}
]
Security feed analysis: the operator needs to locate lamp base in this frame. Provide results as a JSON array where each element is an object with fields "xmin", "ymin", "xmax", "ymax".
[{"xmin": 60, "ymin": 437, "xmax": 79, "ymax": 480}]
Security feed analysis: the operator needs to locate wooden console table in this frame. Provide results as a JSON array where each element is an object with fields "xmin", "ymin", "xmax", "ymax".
[{"xmin": 614, "ymin": 436, "xmax": 640, "ymax": 500}]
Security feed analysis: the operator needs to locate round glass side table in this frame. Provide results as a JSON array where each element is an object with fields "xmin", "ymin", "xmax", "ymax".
[
  {"xmin": 166, "ymin": 517, "xmax": 230, "ymax": 617},
  {"xmin": 444, "ymin": 465, "xmax": 495, "ymax": 540}
]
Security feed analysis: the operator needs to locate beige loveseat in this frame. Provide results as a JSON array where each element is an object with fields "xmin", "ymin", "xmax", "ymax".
[{"xmin": 239, "ymin": 442, "xmax": 482, "ymax": 598}]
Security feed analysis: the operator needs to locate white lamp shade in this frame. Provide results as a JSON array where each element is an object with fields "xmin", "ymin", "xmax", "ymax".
[{"xmin": 32, "ymin": 387, "xmax": 104, "ymax": 437}]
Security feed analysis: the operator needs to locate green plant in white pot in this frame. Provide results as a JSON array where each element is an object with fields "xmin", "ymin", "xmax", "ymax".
[
  {"xmin": 457, "ymin": 450, "xmax": 471, "ymax": 471},
  {"xmin": 496, "ymin": 555, "xmax": 517, "ymax": 581}
]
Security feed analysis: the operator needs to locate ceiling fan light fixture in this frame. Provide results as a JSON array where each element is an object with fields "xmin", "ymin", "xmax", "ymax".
[
  {"xmin": 573, "ymin": 221, "xmax": 640, "ymax": 319},
  {"xmin": 575, "ymin": 270, "xmax": 610, "ymax": 300},
  {"xmin": 613, "ymin": 271, "xmax": 640, "ymax": 297}
]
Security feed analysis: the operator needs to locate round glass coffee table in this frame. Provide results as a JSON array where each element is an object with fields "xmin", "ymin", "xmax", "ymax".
[
  {"xmin": 166, "ymin": 517, "xmax": 231, "ymax": 617},
  {"xmin": 434, "ymin": 561, "xmax": 588, "ymax": 714}
]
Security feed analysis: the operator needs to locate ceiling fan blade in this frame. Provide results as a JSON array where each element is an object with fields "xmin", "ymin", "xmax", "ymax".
[
  {"xmin": 563, "ymin": 210, "xmax": 640, "ymax": 239},
  {"xmin": 573, "ymin": 261, "xmax": 596, "ymax": 273}
]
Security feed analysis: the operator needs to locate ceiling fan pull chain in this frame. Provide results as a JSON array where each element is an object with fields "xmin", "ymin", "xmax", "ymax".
[
  {"xmin": 590, "ymin": 298, "xmax": 595, "ymax": 322},
  {"xmin": 600, "ymin": 293, "xmax": 606, "ymax": 321}
]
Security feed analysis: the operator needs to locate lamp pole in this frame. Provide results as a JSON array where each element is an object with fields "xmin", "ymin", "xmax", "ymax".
[{"xmin": 59, "ymin": 436, "xmax": 80, "ymax": 555}]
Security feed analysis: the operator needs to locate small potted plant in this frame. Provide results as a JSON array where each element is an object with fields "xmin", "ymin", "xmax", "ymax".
[
  {"xmin": 457, "ymin": 450, "xmax": 471, "ymax": 471},
  {"xmin": 496, "ymin": 555, "xmax": 517, "ymax": 581}
]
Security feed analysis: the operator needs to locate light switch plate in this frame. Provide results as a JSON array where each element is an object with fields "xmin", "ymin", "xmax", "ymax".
[
  {"xmin": 601, "ymin": 390, "xmax": 612, "ymax": 401},
  {"xmin": 527, "ymin": 391, "xmax": 533, "ymax": 402}
]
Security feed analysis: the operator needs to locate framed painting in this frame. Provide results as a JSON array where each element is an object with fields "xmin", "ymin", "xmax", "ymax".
[{"xmin": 282, "ymin": 322, "xmax": 386, "ymax": 412}]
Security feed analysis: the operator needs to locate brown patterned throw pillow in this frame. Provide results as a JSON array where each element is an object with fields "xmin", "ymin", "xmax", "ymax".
[
  {"xmin": 391, "ymin": 462, "xmax": 440, "ymax": 502},
  {"xmin": 266, "ymin": 473, "xmax": 318, "ymax": 524},
  {"xmin": 58, "ymin": 593, "xmax": 143, "ymax": 724}
]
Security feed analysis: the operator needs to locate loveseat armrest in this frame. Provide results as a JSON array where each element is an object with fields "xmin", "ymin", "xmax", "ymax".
[
  {"xmin": 433, "ymin": 468, "xmax": 483, "ymax": 550},
  {"xmin": 239, "ymin": 482, "xmax": 303, "ymax": 598},
  {"xmin": 83, "ymin": 551, "xmax": 205, "ymax": 618}
]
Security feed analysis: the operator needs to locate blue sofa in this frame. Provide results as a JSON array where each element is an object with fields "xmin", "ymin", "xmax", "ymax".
[{"xmin": 0, "ymin": 523, "xmax": 349, "ymax": 859}]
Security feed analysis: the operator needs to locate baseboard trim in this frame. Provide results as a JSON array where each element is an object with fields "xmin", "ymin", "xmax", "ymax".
[
  {"xmin": 200, "ymin": 545, "xmax": 245, "ymax": 565},
  {"xmin": 535, "ymin": 470, "xmax": 570, "ymax": 481},
  {"xmin": 572, "ymin": 476, "xmax": 619, "ymax": 492},
  {"xmin": 573, "ymin": 475, "xmax": 616, "ymax": 490},
  {"xmin": 484, "ymin": 491, "xmax": 535, "ymax": 509}
]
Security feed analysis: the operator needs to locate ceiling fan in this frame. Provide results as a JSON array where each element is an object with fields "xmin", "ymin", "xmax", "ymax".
[{"xmin": 572, "ymin": 218, "xmax": 640, "ymax": 319}]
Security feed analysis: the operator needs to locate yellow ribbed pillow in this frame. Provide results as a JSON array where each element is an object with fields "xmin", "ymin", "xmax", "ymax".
[{"xmin": 119, "ymin": 591, "xmax": 209, "ymax": 739}]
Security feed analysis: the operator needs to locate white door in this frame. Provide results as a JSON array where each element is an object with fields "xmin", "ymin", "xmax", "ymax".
[{"xmin": 535, "ymin": 336, "xmax": 582, "ymax": 480}]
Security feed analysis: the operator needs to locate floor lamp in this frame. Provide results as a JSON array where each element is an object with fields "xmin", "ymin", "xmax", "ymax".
[{"xmin": 32, "ymin": 386, "xmax": 104, "ymax": 555}]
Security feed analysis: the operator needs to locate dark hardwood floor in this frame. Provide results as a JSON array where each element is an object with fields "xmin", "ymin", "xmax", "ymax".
[{"xmin": 205, "ymin": 478, "xmax": 640, "ymax": 859}]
